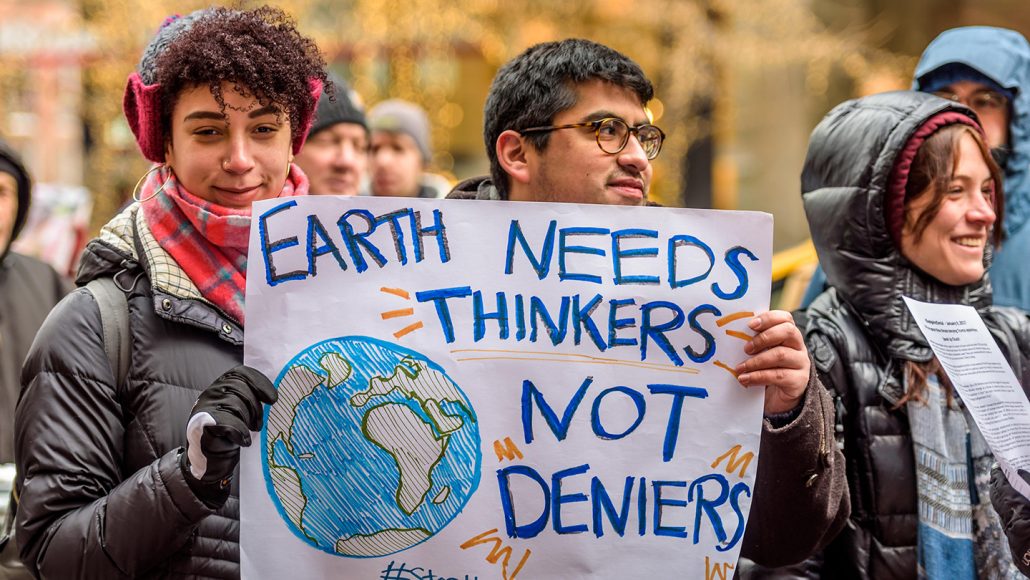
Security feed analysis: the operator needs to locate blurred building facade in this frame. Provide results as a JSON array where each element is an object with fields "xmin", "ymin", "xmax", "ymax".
[{"xmin": 0, "ymin": 0, "xmax": 91, "ymax": 186}]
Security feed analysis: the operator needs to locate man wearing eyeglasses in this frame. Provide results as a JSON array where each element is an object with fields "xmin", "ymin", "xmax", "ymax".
[
  {"xmin": 448, "ymin": 38, "xmax": 848, "ymax": 570},
  {"xmin": 449, "ymin": 40, "xmax": 661, "ymax": 207}
]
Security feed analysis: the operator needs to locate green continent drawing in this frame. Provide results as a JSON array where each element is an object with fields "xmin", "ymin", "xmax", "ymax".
[{"xmin": 261, "ymin": 338, "xmax": 481, "ymax": 558}]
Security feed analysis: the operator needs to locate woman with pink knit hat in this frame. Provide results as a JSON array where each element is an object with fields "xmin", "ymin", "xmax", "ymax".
[{"xmin": 11, "ymin": 6, "xmax": 325, "ymax": 578}]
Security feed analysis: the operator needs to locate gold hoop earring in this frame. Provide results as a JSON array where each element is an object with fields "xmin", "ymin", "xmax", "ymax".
[{"xmin": 132, "ymin": 164, "xmax": 170, "ymax": 203}]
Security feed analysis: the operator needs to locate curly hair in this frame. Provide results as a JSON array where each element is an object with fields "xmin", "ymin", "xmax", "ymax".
[{"xmin": 153, "ymin": 5, "xmax": 328, "ymax": 146}]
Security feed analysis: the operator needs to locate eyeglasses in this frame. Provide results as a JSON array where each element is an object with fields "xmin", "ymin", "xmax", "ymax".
[
  {"xmin": 933, "ymin": 89, "xmax": 1008, "ymax": 114},
  {"xmin": 519, "ymin": 117, "xmax": 666, "ymax": 160}
]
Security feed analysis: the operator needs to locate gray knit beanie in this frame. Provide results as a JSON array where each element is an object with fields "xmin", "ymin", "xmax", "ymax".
[
  {"xmin": 368, "ymin": 99, "xmax": 432, "ymax": 162},
  {"xmin": 310, "ymin": 73, "xmax": 367, "ymax": 136},
  {"xmin": 137, "ymin": 11, "xmax": 212, "ymax": 85}
]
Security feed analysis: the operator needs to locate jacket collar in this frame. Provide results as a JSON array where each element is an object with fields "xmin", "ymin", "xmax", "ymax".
[{"xmin": 77, "ymin": 203, "xmax": 243, "ymax": 343}]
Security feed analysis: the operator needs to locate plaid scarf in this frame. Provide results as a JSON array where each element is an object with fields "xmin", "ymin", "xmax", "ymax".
[{"xmin": 141, "ymin": 165, "xmax": 308, "ymax": 326}]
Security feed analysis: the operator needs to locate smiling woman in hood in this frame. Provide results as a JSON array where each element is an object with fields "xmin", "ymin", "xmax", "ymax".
[
  {"xmin": 800, "ymin": 90, "xmax": 1030, "ymax": 579},
  {"xmin": 913, "ymin": 26, "xmax": 1030, "ymax": 312}
]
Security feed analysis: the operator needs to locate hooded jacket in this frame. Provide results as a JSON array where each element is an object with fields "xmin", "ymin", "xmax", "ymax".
[
  {"xmin": 801, "ymin": 91, "xmax": 1030, "ymax": 578},
  {"xmin": 15, "ymin": 205, "xmax": 244, "ymax": 578},
  {"xmin": 914, "ymin": 26, "xmax": 1030, "ymax": 310},
  {"xmin": 0, "ymin": 141, "xmax": 68, "ymax": 464}
]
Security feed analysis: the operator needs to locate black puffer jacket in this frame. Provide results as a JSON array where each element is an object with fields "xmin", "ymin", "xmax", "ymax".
[
  {"xmin": 801, "ymin": 91, "xmax": 1030, "ymax": 578},
  {"xmin": 15, "ymin": 205, "xmax": 245, "ymax": 578}
]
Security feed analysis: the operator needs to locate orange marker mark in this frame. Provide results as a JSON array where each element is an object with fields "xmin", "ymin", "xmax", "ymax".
[
  {"xmin": 380, "ymin": 287, "xmax": 410, "ymax": 299},
  {"xmin": 461, "ymin": 528, "xmax": 531, "ymax": 580},
  {"xmin": 711, "ymin": 444, "xmax": 755, "ymax": 478},
  {"xmin": 713, "ymin": 360, "xmax": 739, "ymax": 378},
  {"xmin": 381, "ymin": 308, "xmax": 414, "ymax": 320},
  {"xmin": 705, "ymin": 556, "xmax": 736, "ymax": 580},
  {"xmin": 716, "ymin": 311, "xmax": 754, "ymax": 327},
  {"xmin": 493, "ymin": 437, "xmax": 524, "ymax": 462},
  {"xmin": 725, "ymin": 330, "xmax": 752, "ymax": 342},
  {"xmin": 393, "ymin": 321, "xmax": 424, "ymax": 338}
]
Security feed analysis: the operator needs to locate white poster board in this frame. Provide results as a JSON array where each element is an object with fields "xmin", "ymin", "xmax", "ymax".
[
  {"xmin": 903, "ymin": 297, "xmax": 1030, "ymax": 499},
  {"xmin": 241, "ymin": 196, "xmax": 773, "ymax": 579}
]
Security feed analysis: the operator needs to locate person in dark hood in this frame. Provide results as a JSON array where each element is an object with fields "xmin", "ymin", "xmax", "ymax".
[
  {"xmin": 801, "ymin": 90, "xmax": 1030, "ymax": 578},
  {"xmin": 800, "ymin": 26, "xmax": 1030, "ymax": 312},
  {"xmin": 0, "ymin": 140, "xmax": 69, "ymax": 467},
  {"xmin": 913, "ymin": 27, "xmax": 1030, "ymax": 313},
  {"xmin": 448, "ymin": 38, "xmax": 849, "ymax": 570}
]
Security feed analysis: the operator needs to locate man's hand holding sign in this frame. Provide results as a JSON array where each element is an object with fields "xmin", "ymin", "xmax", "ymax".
[
  {"xmin": 240, "ymin": 38, "xmax": 846, "ymax": 579},
  {"xmin": 737, "ymin": 311, "xmax": 811, "ymax": 415}
]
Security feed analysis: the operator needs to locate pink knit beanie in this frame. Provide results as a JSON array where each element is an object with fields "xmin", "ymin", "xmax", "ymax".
[
  {"xmin": 122, "ymin": 11, "xmax": 321, "ymax": 164},
  {"xmin": 884, "ymin": 111, "xmax": 982, "ymax": 248}
]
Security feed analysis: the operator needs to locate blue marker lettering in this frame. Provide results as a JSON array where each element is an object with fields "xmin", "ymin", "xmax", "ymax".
[
  {"xmin": 647, "ymin": 384, "xmax": 709, "ymax": 462},
  {"xmin": 521, "ymin": 376, "xmax": 593, "ymax": 444},
  {"xmin": 552, "ymin": 464, "xmax": 590, "ymax": 535},
  {"xmin": 590, "ymin": 386, "xmax": 645, "ymax": 440},
  {"xmin": 712, "ymin": 246, "xmax": 758, "ymax": 300},
  {"xmin": 306, "ymin": 213, "xmax": 347, "ymax": 276},
  {"xmin": 505, "ymin": 219, "xmax": 556, "ymax": 279},
  {"xmin": 652, "ymin": 480, "xmax": 689, "ymax": 538},
  {"xmin": 668, "ymin": 235, "xmax": 714, "ymax": 288},
  {"xmin": 259, "ymin": 200, "xmax": 305, "ymax": 286},
  {"xmin": 685, "ymin": 304, "xmax": 722, "ymax": 363},
  {"xmin": 611, "ymin": 228, "xmax": 659, "ymax": 285},
  {"xmin": 529, "ymin": 296, "xmax": 570, "ymax": 345},
  {"xmin": 497, "ymin": 465, "xmax": 550, "ymax": 539},
  {"xmin": 639, "ymin": 301, "xmax": 685, "ymax": 365},
  {"xmin": 338, "ymin": 209, "xmax": 387, "ymax": 273},
  {"xmin": 415, "ymin": 286, "xmax": 472, "ymax": 343},
  {"xmin": 591, "ymin": 476, "xmax": 634, "ymax": 538},
  {"xmin": 473, "ymin": 290, "xmax": 509, "ymax": 341},
  {"xmin": 558, "ymin": 227, "xmax": 610, "ymax": 284}
]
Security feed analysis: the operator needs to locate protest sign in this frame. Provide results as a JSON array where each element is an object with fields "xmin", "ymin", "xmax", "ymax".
[{"xmin": 241, "ymin": 196, "xmax": 772, "ymax": 579}]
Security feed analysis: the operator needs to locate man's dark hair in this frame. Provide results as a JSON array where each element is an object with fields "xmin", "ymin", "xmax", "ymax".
[
  {"xmin": 484, "ymin": 38, "xmax": 654, "ymax": 196},
  {"xmin": 154, "ymin": 6, "xmax": 328, "ymax": 145}
]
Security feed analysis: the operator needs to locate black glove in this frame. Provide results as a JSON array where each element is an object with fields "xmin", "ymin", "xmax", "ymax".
[
  {"xmin": 181, "ymin": 365, "xmax": 277, "ymax": 506},
  {"xmin": 990, "ymin": 465, "xmax": 1030, "ymax": 575}
]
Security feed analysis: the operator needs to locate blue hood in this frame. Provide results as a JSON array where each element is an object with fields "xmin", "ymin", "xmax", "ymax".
[{"xmin": 914, "ymin": 26, "xmax": 1030, "ymax": 235}]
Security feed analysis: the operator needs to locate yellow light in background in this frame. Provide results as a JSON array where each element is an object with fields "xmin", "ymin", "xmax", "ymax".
[
  {"xmin": 646, "ymin": 98, "xmax": 664, "ymax": 123},
  {"xmin": 436, "ymin": 151, "xmax": 455, "ymax": 173},
  {"xmin": 438, "ymin": 102, "xmax": 464, "ymax": 129}
]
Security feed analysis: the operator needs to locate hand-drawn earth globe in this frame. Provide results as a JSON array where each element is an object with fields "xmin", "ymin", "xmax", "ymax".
[{"xmin": 261, "ymin": 336, "xmax": 481, "ymax": 557}]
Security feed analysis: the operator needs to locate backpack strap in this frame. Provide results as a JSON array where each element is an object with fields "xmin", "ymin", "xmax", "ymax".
[{"xmin": 86, "ymin": 277, "xmax": 130, "ymax": 388}]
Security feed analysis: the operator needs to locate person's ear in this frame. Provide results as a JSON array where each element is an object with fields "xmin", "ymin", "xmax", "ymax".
[{"xmin": 496, "ymin": 130, "xmax": 531, "ymax": 185}]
